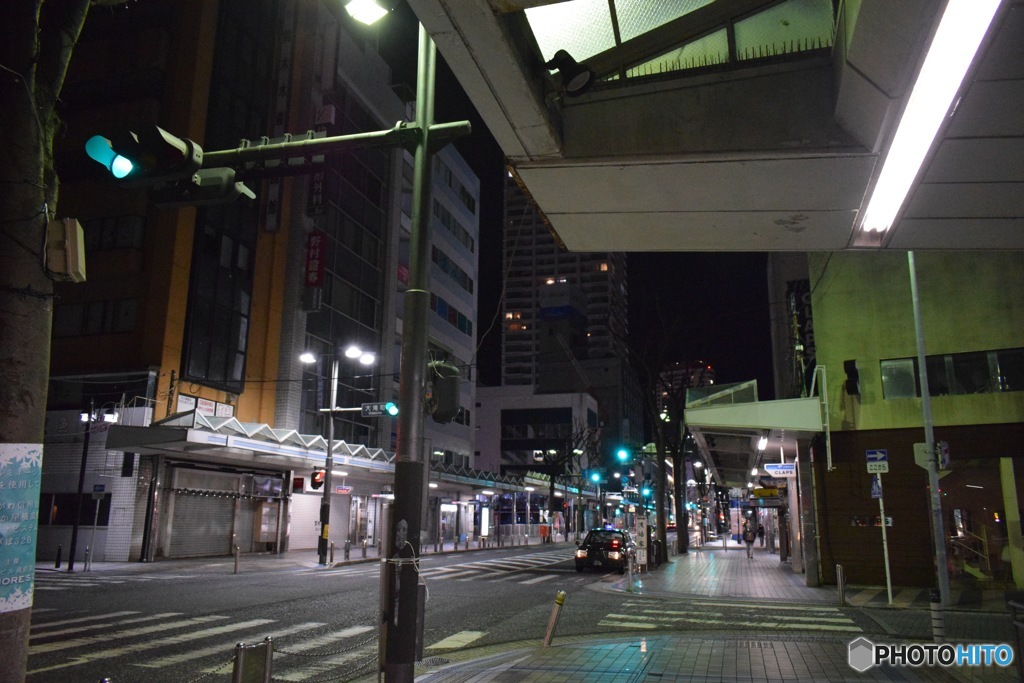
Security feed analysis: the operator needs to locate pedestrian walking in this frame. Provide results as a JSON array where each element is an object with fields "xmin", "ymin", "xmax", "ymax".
[
  {"xmin": 742, "ymin": 521, "xmax": 757, "ymax": 559},
  {"xmin": 757, "ymin": 523, "xmax": 765, "ymax": 547}
]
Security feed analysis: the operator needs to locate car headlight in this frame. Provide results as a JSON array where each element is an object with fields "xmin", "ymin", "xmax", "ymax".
[
  {"xmin": 575, "ymin": 549, "xmax": 588, "ymax": 558},
  {"xmin": 607, "ymin": 551, "xmax": 622, "ymax": 560}
]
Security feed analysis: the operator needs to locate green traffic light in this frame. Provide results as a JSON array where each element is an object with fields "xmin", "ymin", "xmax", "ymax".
[
  {"xmin": 590, "ymin": 471, "xmax": 600, "ymax": 483},
  {"xmin": 85, "ymin": 135, "xmax": 134, "ymax": 178},
  {"xmin": 615, "ymin": 447, "xmax": 629, "ymax": 462},
  {"xmin": 642, "ymin": 486, "xmax": 651, "ymax": 496},
  {"xmin": 385, "ymin": 401, "xmax": 399, "ymax": 416}
]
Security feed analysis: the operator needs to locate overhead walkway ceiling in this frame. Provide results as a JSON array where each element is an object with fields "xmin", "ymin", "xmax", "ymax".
[
  {"xmin": 409, "ymin": 0, "xmax": 1024, "ymax": 251},
  {"xmin": 684, "ymin": 381, "xmax": 824, "ymax": 489}
]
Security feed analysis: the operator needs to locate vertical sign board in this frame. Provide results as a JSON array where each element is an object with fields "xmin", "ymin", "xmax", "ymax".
[
  {"xmin": 635, "ymin": 516, "xmax": 648, "ymax": 569},
  {"xmin": 0, "ymin": 444, "xmax": 42, "ymax": 614}
]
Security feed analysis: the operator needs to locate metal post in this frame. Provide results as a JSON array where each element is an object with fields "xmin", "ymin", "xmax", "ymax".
[
  {"xmin": 877, "ymin": 476, "xmax": 893, "ymax": 605},
  {"xmin": 384, "ymin": 25, "xmax": 434, "ymax": 683},
  {"xmin": 908, "ymin": 252, "xmax": 951, "ymax": 609},
  {"xmin": 836, "ymin": 564, "xmax": 846, "ymax": 606},
  {"xmin": 543, "ymin": 590, "xmax": 567, "ymax": 647},
  {"xmin": 234, "ymin": 545, "xmax": 240, "ymax": 574},
  {"xmin": 67, "ymin": 398, "xmax": 93, "ymax": 572},
  {"xmin": 319, "ymin": 359, "xmax": 339, "ymax": 566}
]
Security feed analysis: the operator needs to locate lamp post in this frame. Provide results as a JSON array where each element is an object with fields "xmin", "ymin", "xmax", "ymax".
[
  {"xmin": 301, "ymin": 345, "xmax": 376, "ymax": 566},
  {"xmin": 67, "ymin": 399, "xmax": 118, "ymax": 572}
]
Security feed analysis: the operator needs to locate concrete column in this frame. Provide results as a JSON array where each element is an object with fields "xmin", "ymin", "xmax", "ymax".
[{"xmin": 1000, "ymin": 458, "xmax": 1024, "ymax": 589}]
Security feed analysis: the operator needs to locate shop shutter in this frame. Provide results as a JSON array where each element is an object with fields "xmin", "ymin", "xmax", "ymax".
[{"xmin": 169, "ymin": 494, "xmax": 235, "ymax": 557}]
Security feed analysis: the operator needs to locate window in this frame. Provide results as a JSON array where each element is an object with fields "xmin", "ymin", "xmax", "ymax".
[
  {"xmin": 880, "ymin": 359, "xmax": 917, "ymax": 399},
  {"xmin": 881, "ymin": 348, "xmax": 1024, "ymax": 399}
]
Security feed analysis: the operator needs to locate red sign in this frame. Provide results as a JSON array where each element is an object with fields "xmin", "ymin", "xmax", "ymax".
[
  {"xmin": 336, "ymin": 485, "xmax": 352, "ymax": 495},
  {"xmin": 305, "ymin": 230, "xmax": 327, "ymax": 288}
]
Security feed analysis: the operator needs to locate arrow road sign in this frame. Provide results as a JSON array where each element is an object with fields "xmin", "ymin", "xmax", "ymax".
[{"xmin": 866, "ymin": 449, "xmax": 889, "ymax": 474}]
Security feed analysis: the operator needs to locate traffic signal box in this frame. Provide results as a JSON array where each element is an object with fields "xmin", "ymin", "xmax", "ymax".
[
  {"xmin": 85, "ymin": 126, "xmax": 202, "ymax": 186},
  {"xmin": 311, "ymin": 468, "xmax": 325, "ymax": 489},
  {"xmin": 427, "ymin": 361, "xmax": 460, "ymax": 423}
]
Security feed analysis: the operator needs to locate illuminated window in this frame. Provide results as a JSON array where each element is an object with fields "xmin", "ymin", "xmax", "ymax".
[{"xmin": 599, "ymin": 262, "xmax": 609, "ymax": 272}]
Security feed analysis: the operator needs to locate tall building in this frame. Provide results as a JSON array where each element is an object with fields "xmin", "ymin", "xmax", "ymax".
[
  {"xmin": 40, "ymin": 0, "xmax": 480, "ymax": 563},
  {"xmin": 500, "ymin": 176, "xmax": 641, "ymax": 451}
]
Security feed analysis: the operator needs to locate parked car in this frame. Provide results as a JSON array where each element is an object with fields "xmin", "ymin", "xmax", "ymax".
[{"xmin": 575, "ymin": 528, "xmax": 636, "ymax": 574}]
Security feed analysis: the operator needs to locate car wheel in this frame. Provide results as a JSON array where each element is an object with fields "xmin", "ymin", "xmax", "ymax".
[{"xmin": 575, "ymin": 564, "xmax": 584, "ymax": 573}]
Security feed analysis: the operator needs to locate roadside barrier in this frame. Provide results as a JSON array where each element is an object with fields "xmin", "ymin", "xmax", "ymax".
[{"xmin": 232, "ymin": 637, "xmax": 273, "ymax": 682}]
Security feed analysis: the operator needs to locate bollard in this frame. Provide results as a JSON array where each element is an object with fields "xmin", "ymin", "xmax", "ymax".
[
  {"xmin": 543, "ymin": 590, "xmax": 566, "ymax": 647},
  {"xmin": 626, "ymin": 556, "xmax": 634, "ymax": 593},
  {"xmin": 344, "ymin": 539, "xmax": 351, "ymax": 560},
  {"xmin": 55, "ymin": 544, "xmax": 63, "ymax": 569},
  {"xmin": 330, "ymin": 541, "xmax": 335, "ymax": 564},
  {"xmin": 362, "ymin": 538, "xmax": 367, "ymax": 558},
  {"xmin": 84, "ymin": 547, "xmax": 90, "ymax": 572},
  {"xmin": 930, "ymin": 589, "xmax": 945, "ymax": 643},
  {"xmin": 234, "ymin": 545, "xmax": 240, "ymax": 575},
  {"xmin": 836, "ymin": 564, "xmax": 845, "ymax": 606}
]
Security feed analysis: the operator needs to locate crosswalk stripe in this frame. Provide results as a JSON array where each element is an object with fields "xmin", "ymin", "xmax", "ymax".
[
  {"xmin": 30, "ymin": 611, "xmax": 139, "ymax": 630},
  {"xmin": 519, "ymin": 575, "xmax": 557, "ymax": 585},
  {"xmin": 426, "ymin": 630, "xmax": 486, "ymax": 650},
  {"xmin": 892, "ymin": 588, "xmax": 921, "ymax": 607},
  {"xmin": 27, "ymin": 618, "xmax": 276, "ymax": 675},
  {"xmin": 623, "ymin": 599, "xmax": 845, "ymax": 613},
  {"xmin": 31, "ymin": 612, "xmax": 183, "ymax": 640},
  {"xmin": 134, "ymin": 621, "xmax": 326, "ymax": 668},
  {"xmin": 29, "ymin": 615, "xmax": 229, "ymax": 655},
  {"xmin": 847, "ymin": 588, "xmax": 884, "ymax": 606},
  {"xmin": 601, "ymin": 612, "xmax": 860, "ymax": 632}
]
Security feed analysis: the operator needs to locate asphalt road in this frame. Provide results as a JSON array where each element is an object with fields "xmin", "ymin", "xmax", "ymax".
[{"xmin": 27, "ymin": 545, "xmax": 881, "ymax": 682}]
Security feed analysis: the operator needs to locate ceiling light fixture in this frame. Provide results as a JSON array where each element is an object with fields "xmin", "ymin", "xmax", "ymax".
[{"xmin": 858, "ymin": 0, "xmax": 1000, "ymax": 235}]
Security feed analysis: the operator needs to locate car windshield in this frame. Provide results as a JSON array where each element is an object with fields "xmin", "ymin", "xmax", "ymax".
[{"xmin": 585, "ymin": 531, "xmax": 625, "ymax": 545}]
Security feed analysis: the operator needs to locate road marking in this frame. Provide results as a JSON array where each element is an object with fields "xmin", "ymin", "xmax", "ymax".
[
  {"xmin": 134, "ymin": 621, "xmax": 326, "ymax": 668},
  {"xmin": 519, "ymin": 575, "xmax": 557, "ymax": 585},
  {"xmin": 27, "ymin": 618, "xmax": 272, "ymax": 675},
  {"xmin": 30, "ymin": 611, "xmax": 140, "ymax": 631},
  {"xmin": 600, "ymin": 612, "xmax": 860, "ymax": 632},
  {"xmin": 31, "ymin": 612, "xmax": 183, "ymax": 640},
  {"xmin": 426, "ymin": 630, "xmax": 486, "ymax": 650},
  {"xmin": 847, "ymin": 588, "xmax": 884, "ymax": 606},
  {"xmin": 29, "ymin": 615, "xmax": 229, "ymax": 655}
]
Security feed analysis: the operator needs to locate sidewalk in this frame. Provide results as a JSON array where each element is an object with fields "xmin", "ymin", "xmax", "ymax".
[{"xmin": 408, "ymin": 537, "xmax": 1021, "ymax": 682}]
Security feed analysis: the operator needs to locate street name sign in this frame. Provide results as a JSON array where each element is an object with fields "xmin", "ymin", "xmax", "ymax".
[{"xmin": 361, "ymin": 402, "xmax": 390, "ymax": 417}]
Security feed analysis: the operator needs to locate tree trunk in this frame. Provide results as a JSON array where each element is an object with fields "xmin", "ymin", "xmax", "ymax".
[{"xmin": 0, "ymin": 3, "xmax": 90, "ymax": 680}]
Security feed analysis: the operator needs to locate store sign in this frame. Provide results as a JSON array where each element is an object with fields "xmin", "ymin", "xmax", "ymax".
[{"xmin": 764, "ymin": 463, "xmax": 796, "ymax": 478}]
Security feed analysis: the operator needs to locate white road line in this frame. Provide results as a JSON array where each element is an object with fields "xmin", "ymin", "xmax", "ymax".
[
  {"xmin": 29, "ymin": 615, "xmax": 229, "ymax": 655},
  {"xmin": 31, "ymin": 613, "xmax": 183, "ymax": 640},
  {"xmin": 30, "ymin": 611, "xmax": 140, "ymax": 630},
  {"xmin": 624, "ymin": 599, "xmax": 844, "ymax": 613},
  {"xmin": 425, "ymin": 570, "xmax": 480, "ymax": 580},
  {"xmin": 426, "ymin": 630, "xmax": 486, "ymax": 650},
  {"xmin": 519, "ymin": 575, "xmax": 557, "ymax": 585},
  {"xmin": 601, "ymin": 612, "xmax": 860, "ymax": 632},
  {"xmin": 27, "ymin": 618, "xmax": 276, "ymax": 675},
  {"xmin": 847, "ymin": 588, "xmax": 884, "ymax": 606},
  {"xmin": 134, "ymin": 621, "xmax": 325, "ymax": 668}
]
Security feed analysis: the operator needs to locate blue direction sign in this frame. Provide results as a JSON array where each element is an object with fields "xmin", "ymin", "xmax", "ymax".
[{"xmin": 866, "ymin": 449, "xmax": 889, "ymax": 473}]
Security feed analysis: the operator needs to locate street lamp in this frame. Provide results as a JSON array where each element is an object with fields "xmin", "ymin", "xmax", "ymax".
[
  {"xmin": 67, "ymin": 399, "xmax": 119, "ymax": 572},
  {"xmin": 300, "ymin": 344, "xmax": 376, "ymax": 565}
]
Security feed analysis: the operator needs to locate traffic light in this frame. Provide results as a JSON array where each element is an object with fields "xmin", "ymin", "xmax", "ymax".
[
  {"xmin": 311, "ymin": 468, "xmax": 325, "ymax": 489},
  {"xmin": 641, "ymin": 482, "xmax": 652, "ymax": 497},
  {"xmin": 384, "ymin": 401, "xmax": 399, "ymax": 417},
  {"xmin": 427, "ymin": 361, "xmax": 460, "ymax": 423},
  {"xmin": 614, "ymin": 446, "xmax": 632, "ymax": 464},
  {"xmin": 85, "ymin": 125, "xmax": 202, "ymax": 186}
]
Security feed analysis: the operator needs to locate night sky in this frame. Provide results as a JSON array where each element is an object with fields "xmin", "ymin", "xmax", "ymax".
[{"xmin": 378, "ymin": 9, "xmax": 775, "ymax": 398}]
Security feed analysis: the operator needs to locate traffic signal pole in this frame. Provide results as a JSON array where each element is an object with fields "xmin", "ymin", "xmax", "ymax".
[{"xmin": 383, "ymin": 25, "xmax": 469, "ymax": 683}]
